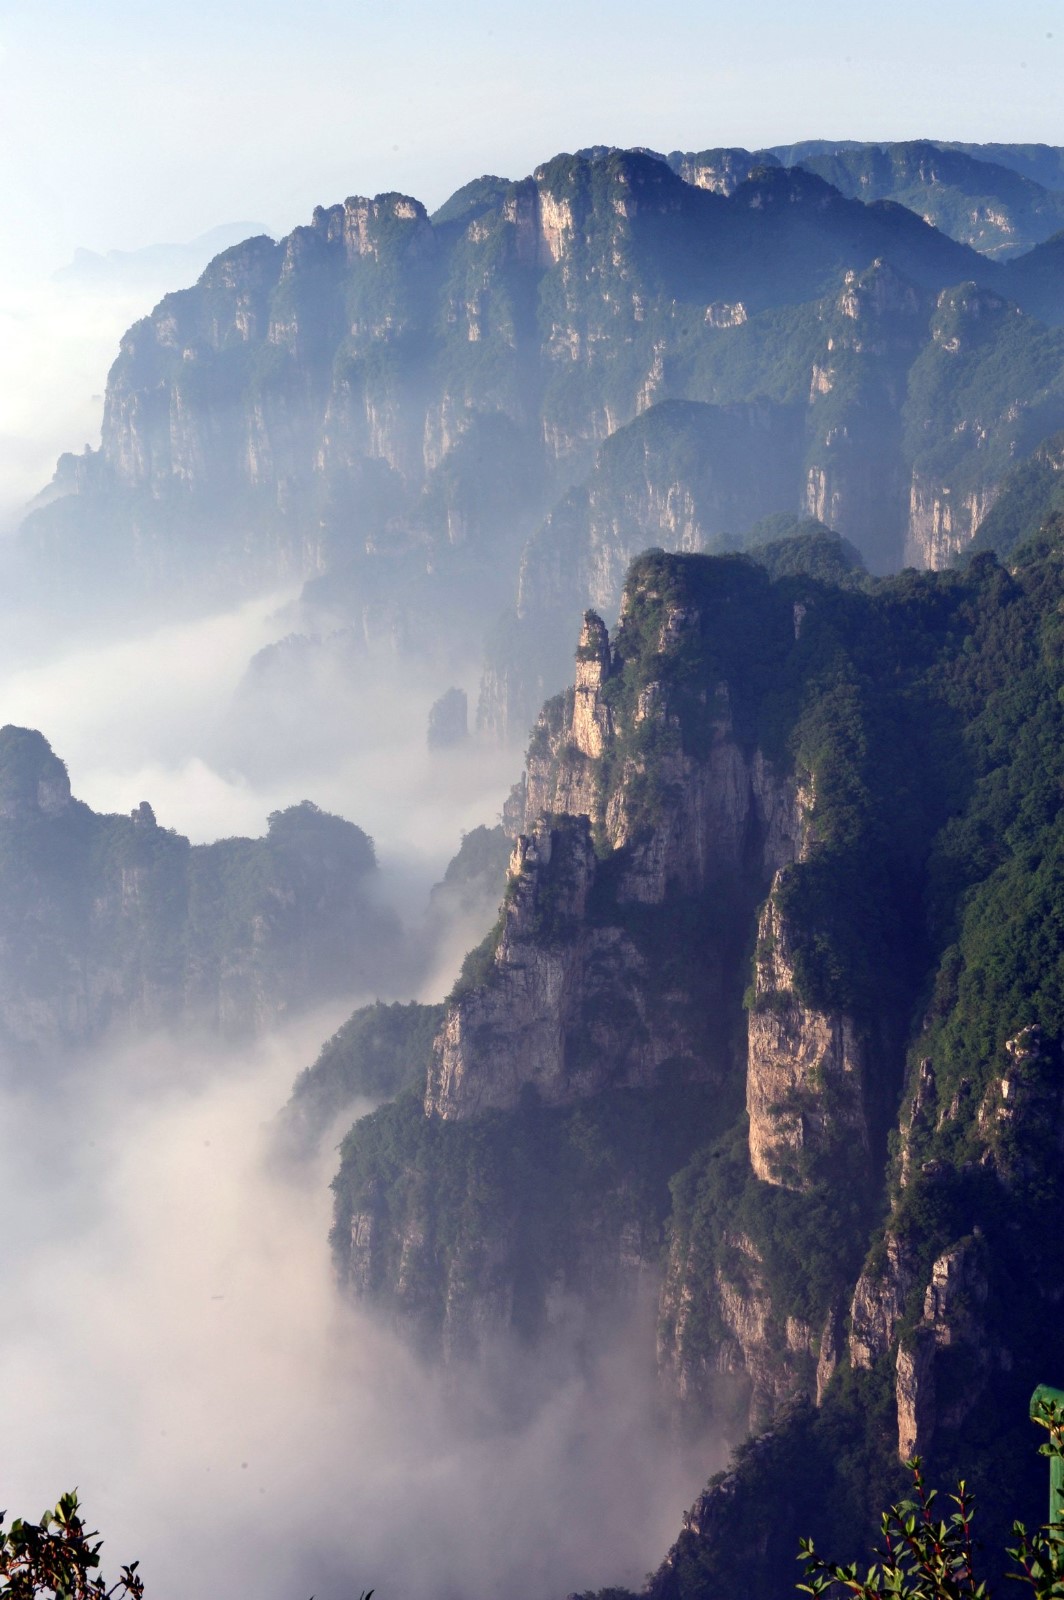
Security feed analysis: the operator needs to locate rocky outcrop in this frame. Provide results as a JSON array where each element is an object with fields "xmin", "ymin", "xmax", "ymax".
[
  {"xmin": 899, "ymin": 1057, "xmax": 937, "ymax": 1186},
  {"xmin": 492, "ymin": 400, "xmax": 808, "ymax": 743},
  {"xmin": 904, "ymin": 474, "xmax": 1000, "ymax": 569},
  {"xmin": 801, "ymin": 261, "xmax": 928, "ymax": 574},
  {"xmin": 425, "ymin": 814, "xmax": 679, "ymax": 1118},
  {"xmin": 895, "ymin": 1328, "xmax": 937, "ymax": 1458},
  {"xmin": 669, "ymin": 147, "xmax": 780, "ymax": 195},
  {"xmin": 572, "ymin": 611, "xmax": 613, "ymax": 759},
  {"xmin": 975, "ymin": 1024, "xmax": 1064, "ymax": 1186},
  {"xmin": 893, "ymin": 1232, "xmax": 993, "ymax": 1459},
  {"xmin": 432, "ymin": 574, "xmax": 814, "ymax": 1122},
  {"xmin": 746, "ymin": 884, "xmax": 867, "ymax": 1189},
  {"xmin": 339, "ymin": 1130, "xmax": 664, "ymax": 1362},
  {"xmin": 334, "ymin": 533, "xmax": 1064, "ymax": 1560},
  {"xmin": 658, "ymin": 1225, "xmax": 821, "ymax": 1432},
  {"xmin": 849, "ymin": 1031, "xmax": 1026, "ymax": 1459},
  {"xmin": 28, "ymin": 144, "xmax": 1055, "ymax": 688},
  {"xmin": 849, "ymin": 1233, "xmax": 918, "ymax": 1370}
]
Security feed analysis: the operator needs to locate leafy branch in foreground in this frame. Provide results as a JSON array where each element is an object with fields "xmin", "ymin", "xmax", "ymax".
[
  {"xmin": 798, "ymin": 1400, "xmax": 1064, "ymax": 1600},
  {"xmin": 0, "ymin": 1492, "xmax": 142, "ymax": 1600},
  {"xmin": 1, "ymin": 1492, "xmax": 377, "ymax": 1600}
]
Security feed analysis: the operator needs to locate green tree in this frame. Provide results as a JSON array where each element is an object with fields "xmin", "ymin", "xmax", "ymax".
[
  {"xmin": 0, "ymin": 1493, "xmax": 142, "ymax": 1600},
  {"xmin": 799, "ymin": 1402, "xmax": 1064, "ymax": 1600}
]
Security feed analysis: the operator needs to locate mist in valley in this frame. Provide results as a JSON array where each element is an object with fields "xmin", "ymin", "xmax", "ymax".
[
  {"xmin": 0, "ymin": 1010, "xmax": 720, "ymax": 1600},
  {"xmin": 0, "ymin": 256, "xmax": 719, "ymax": 1599},
  {"xmin": 10, "ymin": 16, "xmax": 1058, "ymax": 1590},
  {"xmin": 0, "ymin": 556, "xmax": 711, "ymax": 1596}
]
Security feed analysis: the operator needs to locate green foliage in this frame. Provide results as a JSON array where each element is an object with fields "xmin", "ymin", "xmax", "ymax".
[
  {"xmin": 430, "ymin": 174, "xmax": 513, "ymax": 228},
  {"xmin": 799, "ymin": 1404, "xmax": 1064, "ymax": 1600},
  {"xmin": 789, "ymin": 141, "xmax": 1064, "ymax": 260},
  {"xmin": 332, "ymin": 1075, "xmax": 732, "ymax": 1347},
  {"xmin": 0, "ymin": 1492, "xmax": 142, "ymax": 1600},
  {"xmin": 447, "ymin": 921, "xmax": 504, "ymax": 1003},
  {"xmin": 800, "ymin": 1461, "xmax": 988, "ymax": 1600},
  {"xmin": 969, "ymin": 449, "xmax": 1064, "ymax": 562},
  {"xmin": 434, "ymin": 824, "xmax": 511, "ymax": 900},
  {"xmin": 665, "ymin": 1124, "xmax": 871, "ymax": 1338},
  {"xmin": 902, "ymin": 288, "xmax": 1064, "ymax": 498},
  {"xmin": 279, "ymin": 999, "xmax": 445, "ymax": 1158},
  {"xmin": 745, "ymin": 520, "xmax": 868, "ymax": 585}
]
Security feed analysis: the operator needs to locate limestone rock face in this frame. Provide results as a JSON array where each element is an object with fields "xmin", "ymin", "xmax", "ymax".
[
  {"xmin": 975, "ymin": 1024, "xmax": 1064, "ymax": 1186},
  {"xmin": 517, "ymin": 601, "xmax": 805, "ymax": 895},
  {"xmin": 424, "ymin": 814, "xmax": 709, "ymax": 1118},
  {"xmin": 658, "ymin": 1226, "xmax": 819, "ymax": 1432},
  {"xmin": 849, "ymin": 1233, "xmax": 917, "ymax": 1370},
  {"xmin": 571, "ymin": 611, "xmax": 613, "ymax": 759},
  {"xmin": 896, "ymin": 1328, "xmax": 937, "ymax": 1459},
  {"xmin": 891, "ymin": 1233, "xmax": 992, "ymax": 1460},
  {"xmin": 899, "ymin": 1057, "xmax": 937, "ymax": 1187},
  {"xmin": 846, "ymin": 1024, "xmax": 1050, "ymax": 1464},
  {"xmin": 416, "ymin": 571, "xmax": 868, "ymax": 1405},
  {"xmin": 432, "ymin": 581, "xmax": 812, "ymax": 1123},
  {"xmin": 801, "ymin": 260, "xmax": 928, "ymax": 574},
  {"xmin": 746, "ymin": 885, "xmax": 867, "ymax": 1189},
  {"xmin": 904, "ymin": 473, "xmax": 1000, "ymax": 569},
  {"xmin": 670, "ymin": 148, "xmax": 778, "ymax": 195},
  {"xmin": 475, "ymin": 395, "xmax": 807, "ymax": 748}
]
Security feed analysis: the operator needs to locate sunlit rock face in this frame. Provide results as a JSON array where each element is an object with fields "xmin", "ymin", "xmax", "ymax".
[{"xmin": 24, "ymin": 147, "xmax": 1064, "ymax": 714}]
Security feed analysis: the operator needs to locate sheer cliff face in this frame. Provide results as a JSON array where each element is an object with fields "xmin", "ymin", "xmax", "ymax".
[
  {"xmin": 325, "ymin": 528, "xmax": 1064, "ymax": 1595},
  {"xmin": 0, "ymin": 726, "xmax": 401, "ymax": 1056},
  {"xmin": 336, "ymin": 531, "xmax": 1064, "ymax": 1476},
  {"xmin": 427, "ymin": 599, "xmax": 806, "ymax": 1122},
  {"xmin": 477, "ymin": 253, "xmax": 1064, "ymax": 742},
  {"xmin": 336, "ymin": 553, "xmax": 890, "ymax": 1413},
  {"xmin": 846, "ymin": 1021, "xmax": 1062, "ymax": 1464},
  {"xmin": 27, "ymin": 146, "xmax": 1064, "ymax": 673},
  {"xmin": 746, "ymin": 884, "xmax": 868, "ymax": 1189}
]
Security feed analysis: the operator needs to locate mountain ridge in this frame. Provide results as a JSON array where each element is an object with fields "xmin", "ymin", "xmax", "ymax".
[{"xmin": 329, "ymin": 518, "xmax": 1064, "ymax": 1596}]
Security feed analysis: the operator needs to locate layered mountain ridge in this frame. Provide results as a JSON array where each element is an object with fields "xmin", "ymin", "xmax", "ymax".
[
  {"xmin": 329, "ymin": 523, "xmax": 1064, "ymax": 1596},
  {"xmin": 6, "ymin": 132, "xmax": 1064, "ymax": 1600},
  {"xmin": 20, "ymin": 142, "xmax": 1064, "ymax": 750}
]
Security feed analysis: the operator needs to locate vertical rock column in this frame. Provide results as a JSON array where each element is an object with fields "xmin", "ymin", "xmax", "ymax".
[{"xmin": 746, "ymin": 883, "xmax": 867, "ymax": 1190}]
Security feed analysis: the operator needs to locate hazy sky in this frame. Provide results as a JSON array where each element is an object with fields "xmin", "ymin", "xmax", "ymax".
[{"xmin": 2, "ymin": 0, "xmax": 1062, "ymax": 274}]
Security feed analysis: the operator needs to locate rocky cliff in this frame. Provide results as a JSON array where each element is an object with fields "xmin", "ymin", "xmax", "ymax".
[
  {"xmin": 20, "ymin": 148, "xmax": 1064, "ymax": 714},
  {"xmin": 477, "ymin": 252, "xmax": 1064, "ymax": 741},
  {"xmin": 334, "ymin": 546, "xmax": 905, "ymax": 1404},
  {"xmin": 329, "ymin": 523, "xmax": 1064, "ymax": 1599}
]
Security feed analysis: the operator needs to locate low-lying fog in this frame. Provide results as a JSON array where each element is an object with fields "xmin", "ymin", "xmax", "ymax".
[
  {"xmin": 0, "ymin": 588, "xmax": 517, "ymax": 924},
  {"xmin": 0, "ymin": 257, "xmax": 718, "ymax": 1600},
  {"xmin": 0, "ymin": 1013, "xmax": 718, "ymax": 1600}
]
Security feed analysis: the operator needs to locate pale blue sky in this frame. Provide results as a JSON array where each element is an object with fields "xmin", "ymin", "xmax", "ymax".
[{"xmin": 1, "ymin": 0, "xmax": 1062, "ymax": 272}]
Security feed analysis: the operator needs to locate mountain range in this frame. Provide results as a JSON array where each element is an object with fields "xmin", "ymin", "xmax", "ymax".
[
  {"xmin": 15, "ymin": 141, "xmax": 1064, "ymax": 749},
  {"xmin": 8, "ymin": 137, "xmax": 1064, "ymax": 1600},
  {"xmin": 328, "ymin": 520, "xmax": 1064, "ymax": 1597}
]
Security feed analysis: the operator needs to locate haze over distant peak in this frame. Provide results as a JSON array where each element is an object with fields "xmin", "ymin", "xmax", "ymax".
[{"xmin": 51, "ymin": 222, "xmax": 274, "ymax": 293}]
